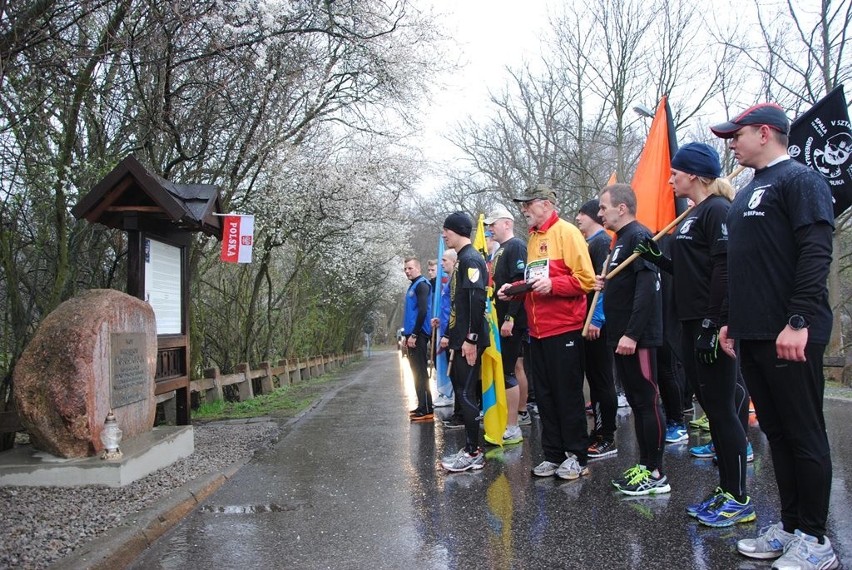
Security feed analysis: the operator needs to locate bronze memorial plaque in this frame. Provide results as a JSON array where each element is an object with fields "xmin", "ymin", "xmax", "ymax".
[{"xmin": 110, "ymin": 333, "xmax": 149, "ymax": 408}]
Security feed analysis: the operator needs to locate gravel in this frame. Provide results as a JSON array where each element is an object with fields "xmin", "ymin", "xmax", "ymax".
[{"xmin": 0, "ymin": 420, "xmax": 280, "ymax": 570}]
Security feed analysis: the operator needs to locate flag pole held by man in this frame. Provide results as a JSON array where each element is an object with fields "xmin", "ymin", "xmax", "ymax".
[{"xmin": 473, "ymin": 213, "xmax": 508, "ymax": 448}]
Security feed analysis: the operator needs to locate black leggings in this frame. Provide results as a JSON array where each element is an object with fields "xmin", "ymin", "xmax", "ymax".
[
  {"xmin": 409, "ymin": 333, "xmax": 433, "ymax": 413},
  {"xmin": 657, "ymin": 339, "xmax": 686, "ymax": 424},
  {"xmin": 582, "ymin": 329, "xmax": 617, "ymax": 440},
  {"xmin": 451, "ymin": 349, "xmax": 482, "ymax": 453},
  {"xmin": 681, "ymin": 319, "xmax": 747, "ymax": 499},
  {"xmin": 614, "ymin": 348, "xmax": 664, "ymax": 472}
]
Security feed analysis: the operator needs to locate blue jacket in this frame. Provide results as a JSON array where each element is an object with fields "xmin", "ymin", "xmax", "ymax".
[{"xmin": 403, "ymin": 275, "xmax": 432, "ymax": 335}]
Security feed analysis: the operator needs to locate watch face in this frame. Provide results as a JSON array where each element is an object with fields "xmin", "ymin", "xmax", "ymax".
[{"xmin": 789, "ymin": 315, "xmax": 806, "ymax": 330}]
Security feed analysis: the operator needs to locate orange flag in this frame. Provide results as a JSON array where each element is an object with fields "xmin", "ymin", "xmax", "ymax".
[{"xmin": 632, "ymin": 97, "xmax": 675, "ymax": 233}]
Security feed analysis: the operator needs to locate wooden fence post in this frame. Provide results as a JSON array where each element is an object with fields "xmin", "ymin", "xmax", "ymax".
[
  {"xmin": 259, "ymin": 361, "xmax": 275, "ymax": 393},
  {"xmin": 157, "ymin": 392, "xmax": 177, "ymax": 424},
  {"xmin": 203, "ymin": 366, "xmax": 224, "ymax": 402},
  {"xmin": 291, "ymin": 358, "xmax": 302, "ymax": 384},
  {"xmin": 278, "ymin": 359, "xmax": 290, "ymax": 386},
  {"xmin": 235, "ymin": 362, "xmax": 254, "ymax": 401}
]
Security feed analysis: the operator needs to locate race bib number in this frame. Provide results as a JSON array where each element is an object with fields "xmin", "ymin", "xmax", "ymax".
[{"xmin": 525, "ymin": 259, "xmax": 549, "ymax": 282}]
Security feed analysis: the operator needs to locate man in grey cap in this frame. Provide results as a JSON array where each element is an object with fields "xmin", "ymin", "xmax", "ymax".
[
  {"xmin": 498, "ymin": 185, "xmax": 596, "ymax": 481},
  {"xmin": 483, "ymin": 204, "xmax": 529, "ymax": 445},
  {"xmin": 712, "ymin": 103, "xmax": 838, "ymax": 568}
]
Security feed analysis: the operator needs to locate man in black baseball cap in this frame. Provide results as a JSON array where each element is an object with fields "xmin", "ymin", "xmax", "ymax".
[
  {"xmin": 710, "ymin": 103, "xmax": 790, "ymax": 138},
  {"xmin": 713, "ymin": 103, "xmax": 838, "ymax": 568}
]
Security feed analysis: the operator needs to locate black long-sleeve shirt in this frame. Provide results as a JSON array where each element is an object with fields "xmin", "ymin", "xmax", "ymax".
[
  {"xmin": 448, "ymin": 244, "xmax": 489, "ymax": 350},
  {"xmin": 726, "ymin": 158, "xmax": 834, "ymax": 343}
]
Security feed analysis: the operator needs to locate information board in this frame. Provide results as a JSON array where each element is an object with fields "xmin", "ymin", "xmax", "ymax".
[{"xmin": 144, "ymin": 238, "xmax": 182, "ymax": 334}]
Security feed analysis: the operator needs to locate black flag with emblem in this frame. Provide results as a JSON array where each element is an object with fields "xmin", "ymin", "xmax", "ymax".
[{"xmin": 788, "ymin": 85, "xmax": 852, "ymax": 218}]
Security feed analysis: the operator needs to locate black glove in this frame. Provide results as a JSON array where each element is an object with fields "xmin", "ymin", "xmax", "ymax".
[
  {"xmin": 633, "ymin": 236, "xmax": 672, "ymax": 272},
  {"xmin": 634, "ymin": 236, "xmax": 662, "ymax": 261},
  {"xmin": 695, "ymin": 320, "xmax": 719, "ymax": 365}
]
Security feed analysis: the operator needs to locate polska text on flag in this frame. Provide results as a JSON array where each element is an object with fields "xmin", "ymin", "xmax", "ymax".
[
  {"xmin": 788, "ymin": 85, "xmax": 852, "ymax": 218},
  {"xmin": 220, "ymin": 214, "xmax": 255, "ymax": 263}
]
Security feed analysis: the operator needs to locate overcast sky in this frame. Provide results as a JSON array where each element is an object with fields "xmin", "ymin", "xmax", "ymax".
[{"xmin": 414, "ymin": 0, "xmax": 553, "ymax": 193}]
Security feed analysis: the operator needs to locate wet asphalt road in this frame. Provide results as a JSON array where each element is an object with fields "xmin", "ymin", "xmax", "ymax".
[{"xmin": 129, "ymin": 350, "xmax": 851, "ymax": 569}]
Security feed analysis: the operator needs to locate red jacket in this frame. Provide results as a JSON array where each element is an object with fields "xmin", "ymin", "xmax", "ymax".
[{"xmin": 512, "ymin": 211, "xmax": 595, "ymax": 338}]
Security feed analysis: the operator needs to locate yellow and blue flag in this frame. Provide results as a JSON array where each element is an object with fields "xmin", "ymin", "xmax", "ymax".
[{"xmin": 473, "ymin": 214, "xmax": 508, "ymax": 445}]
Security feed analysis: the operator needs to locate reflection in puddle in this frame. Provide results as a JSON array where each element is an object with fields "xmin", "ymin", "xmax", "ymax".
[{"xmin": 199, "ymin": 503, "xmax": 302, "ymax": 514}]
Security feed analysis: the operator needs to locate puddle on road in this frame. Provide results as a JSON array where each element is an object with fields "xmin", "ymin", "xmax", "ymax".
[{"xmin": 199, "ymin": 503, "xmax": 303, "ymax": 514}]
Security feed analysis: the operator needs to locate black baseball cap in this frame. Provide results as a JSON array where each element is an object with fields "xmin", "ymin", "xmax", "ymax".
[{"xmin": 710, "ymin": 103, "xmax": 790, "ymax": 138}]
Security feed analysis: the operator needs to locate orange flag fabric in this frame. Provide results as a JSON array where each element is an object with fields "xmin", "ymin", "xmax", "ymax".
[{"xmin": 632, "ymin": 97, "xmax": 674, "ymax": 233}]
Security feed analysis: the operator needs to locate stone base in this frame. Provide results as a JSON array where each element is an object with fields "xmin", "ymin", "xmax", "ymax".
[{"xmin": 0, "ymin": 426, "xmax": 194, "ymax": 487}]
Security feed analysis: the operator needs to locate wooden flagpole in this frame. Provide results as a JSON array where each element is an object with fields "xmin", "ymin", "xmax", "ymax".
[
  {"xmin": 604, "ymin": 164, "xmax": 745, "ymax": 282},
  {"xmin": 582, "ymin": 251, "xmax": 613, "ymax": 338},
  {"xmin": 604, "ymin": 205, "xmax": 694, "ymax": 281}
]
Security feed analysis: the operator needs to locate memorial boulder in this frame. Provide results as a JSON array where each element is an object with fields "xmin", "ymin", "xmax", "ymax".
[{"xmin": 13, "ymin": 289, "xmax": 157, "ymax": 458}]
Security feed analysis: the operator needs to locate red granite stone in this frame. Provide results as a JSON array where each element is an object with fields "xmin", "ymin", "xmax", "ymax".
[{"xmin": 13, "ymin": 289, "xmax": 157, "ymax": 458}]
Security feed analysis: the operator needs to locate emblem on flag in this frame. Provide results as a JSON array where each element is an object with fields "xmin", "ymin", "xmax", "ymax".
[
  {"xmin": 788, "ymin": 85, "xmax": 852, "ymax": 217},
  {"xmin": 220, "ymin": 214, "xmax": 255, "ymax": 263}
]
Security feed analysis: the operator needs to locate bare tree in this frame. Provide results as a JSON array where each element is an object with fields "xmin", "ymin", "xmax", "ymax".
[
  {"xmin": 725, "ymin": 0, "xmax": 852, "ymax": 364},
  {"xmin": 0, "ymin": 0, "xmax": 447, "ymax": 423}
]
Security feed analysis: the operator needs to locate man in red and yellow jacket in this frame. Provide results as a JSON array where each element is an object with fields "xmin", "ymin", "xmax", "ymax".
[{"xmin": 499, "ymin": 184, "xmax": 596, "ymax": 481}]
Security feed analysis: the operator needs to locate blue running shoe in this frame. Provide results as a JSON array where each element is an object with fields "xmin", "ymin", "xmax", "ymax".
[
  {"xmin": 665, "ymin": 422, "xmax": 688, "ymax": 443},
  {"xmin": 712, "ymin": 441, "xmax": 756, "ymax": 464},
  {"xmin": 686, "ymin": 487, "xmax": 724, "ymax": 518},
  {"xmin": 690, "ymin": 441, "xmax": 715, "ymax": 458},
  {"xmin": 696, "ymin": 492, "xmax": 756, "ymax": 527}
]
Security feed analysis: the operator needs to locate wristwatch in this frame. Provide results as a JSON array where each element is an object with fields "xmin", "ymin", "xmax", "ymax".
[
  {"xmin": 464, "ymin": 333, "xmax": 479, "ymax": 344},
  {"xmin": 700, "ymin": 319, "xmax": 717, "ymax": 330},
  {"xmin": 787, "ymin": 314, "xmax": 808, "ymax": 331},
  {"xmin": 504, "ymin": 316, "xmax": 514, "ymax": 323}
]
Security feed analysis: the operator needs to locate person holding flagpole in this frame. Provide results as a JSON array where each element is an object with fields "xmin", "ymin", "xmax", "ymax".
[
  {"xmin": 575, "ymin": 199, "xmax": 619, "ymax": 460},
  {"xmin": 498, "ymin": 185, "xmax": 596, "ymax": 481},
  {"xmin": 439, "ymin": 212, "xmax": 489, "ymax": 472},
  {"xmin": 711, "ymin": 103, "xmax": 838, "ymax": 568},
  {"xmin": 595, "ymin": 183, "xmax": 669, "ymax": 496}
]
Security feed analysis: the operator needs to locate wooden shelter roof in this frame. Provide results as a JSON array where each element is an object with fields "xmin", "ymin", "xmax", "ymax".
[{"xmin": 71, "ymin": 155, "xmax": 223, "ymax": 239}]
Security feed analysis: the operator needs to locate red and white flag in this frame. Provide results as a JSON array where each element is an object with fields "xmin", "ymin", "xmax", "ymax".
[{"xmin": 220, "ymin": 214, "xmax": 254, "ymax": 263}]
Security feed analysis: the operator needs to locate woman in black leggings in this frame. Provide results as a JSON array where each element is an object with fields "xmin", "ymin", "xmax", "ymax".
[{"xmin": 636, "ymin": 142, "xmax": 754, "ymax": 527}]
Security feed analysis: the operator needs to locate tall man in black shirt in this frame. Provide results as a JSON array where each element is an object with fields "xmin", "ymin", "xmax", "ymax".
[
  {"xmin": 596, "ymin": 184, "xmax": 668, "ymax": 496},
  {"xmin": 439, "ymin": 212, "xmax": 489, "ymax": 473},
  {"xmin": 713, "ymin": 103, "xmax": 838, "ymax": 568}
]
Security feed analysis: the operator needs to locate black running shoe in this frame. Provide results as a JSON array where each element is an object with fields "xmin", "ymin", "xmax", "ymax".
[{"xmin": 587, "ymin": 438, "xmax": 618, "ymax": 459}]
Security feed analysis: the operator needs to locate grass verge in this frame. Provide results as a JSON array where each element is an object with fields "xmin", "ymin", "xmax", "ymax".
[{"xmin": 192, "ymin": 371, "xmax": 348, "ymax": 422}]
